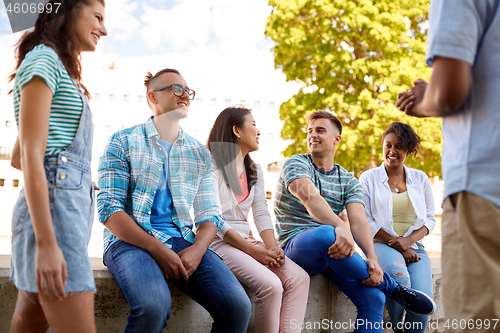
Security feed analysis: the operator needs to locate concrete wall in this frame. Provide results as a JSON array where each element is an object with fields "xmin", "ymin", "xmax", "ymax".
[{"xmin": 0, "ymin": 256, "xmax": 445, "ymax": 333}]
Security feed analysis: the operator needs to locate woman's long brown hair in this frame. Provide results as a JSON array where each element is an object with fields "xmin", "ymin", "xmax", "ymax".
[
  {"xmin": 8, "ymin": 0, "xmax": 105, "ymax": 98},
  {"xmin": 207, "ymin": 106, "xmax": 259, "ymax": 195}
]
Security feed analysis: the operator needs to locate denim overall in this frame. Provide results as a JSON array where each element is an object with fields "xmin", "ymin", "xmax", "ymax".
[{"xmin": 10, "ymin": 84, "xmax": 96, "ymax": 293}]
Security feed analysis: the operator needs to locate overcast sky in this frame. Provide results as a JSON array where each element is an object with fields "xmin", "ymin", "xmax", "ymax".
[
  {"xmin": 1, "ymin": 0, "xmax": 273, "ymax": 53},
  {"xmin": 0, "ymin": 0, "xmax": 298, "ymax": 99}
]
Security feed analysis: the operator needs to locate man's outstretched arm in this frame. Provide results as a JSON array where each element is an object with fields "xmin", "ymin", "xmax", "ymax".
[
  {"xmin": 183, "ymin": 152, "xmax": 225, "ymax": 276},
  {"xmin": 346, "ymin": 202, "xmax": 383, "ymax": 286},
  {"xmin": 288, "ymin": 177, "xmax": 356, "ymax": 259}
]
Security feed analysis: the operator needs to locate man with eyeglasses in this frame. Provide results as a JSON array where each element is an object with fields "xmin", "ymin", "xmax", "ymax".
[
  {"xmin": 97, "ymin": 68, "xmax": 251, "ymax": 333},
  {"xmin": 274, "ymin": 110, "xmax": 436, "ymax": 332}
]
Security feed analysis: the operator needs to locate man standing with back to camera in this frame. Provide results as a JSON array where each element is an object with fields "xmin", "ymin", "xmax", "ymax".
[{"xmin": 396, "ymin": 1, "xmax": 500, "ymax": 331}]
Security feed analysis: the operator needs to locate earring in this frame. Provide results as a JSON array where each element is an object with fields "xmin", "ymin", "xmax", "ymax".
[{"xmin": 237, "ymin": 136, "xmax": 242, "ymax": 142}]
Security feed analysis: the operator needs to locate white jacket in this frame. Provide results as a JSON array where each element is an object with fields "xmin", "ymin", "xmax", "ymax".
[
  {"xmin": 359, "ymin": 163, "xmax": 436, "ymax": 249},
  {"xmin": 212, "ymin": 160, "xmax": 274, "ymax": 239}
]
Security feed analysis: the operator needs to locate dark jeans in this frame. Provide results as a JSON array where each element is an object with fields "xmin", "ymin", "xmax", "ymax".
[
  {"xmin": 104, "ymin": 237, "xmax": 251, "ymax": 333},
  {"xmin": 284, "ymin": 225, "xmax": 399, "ymax": 333}
]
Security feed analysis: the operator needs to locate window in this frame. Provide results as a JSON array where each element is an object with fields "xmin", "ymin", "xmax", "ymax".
[
  {"xmin": 195, "ymin": 98, "xmax": 202, "ymax": 105},
  {"xmin": 95, "ymin": 93, "xmax": 101, "ymax": 100},
  {"xmin": 0, "ymin": 179, "xmax": 4, "ymax": 187},
  {"xmin": 5, "ymin": 120, "xmax": 12, "ymax": 128},
  {"xmin": 240, "ymin": 100, "xmax": 246, "ymax": 106},
  {"xmin": 254, "ymin": 101, "xmax": 260, "ymax": 108},
  {"xmin": 225, "ymin": 99, "xmax": 231, "ymax": 106},
  {"xmin": 123, "ymin": 94, "xmax": 129, "ymax": 102},
  {"xmin": 211, "ymin": 98, "xmax": 217, "ymax": 106},
  {"xmin": 13, "ymin": 179, "xmax": 19, "ymax": 188},
  {"xmin": 109, "ymin": 94, "xmax": 115, "ymax": 101},
  {"xmin": 267, "ymin": 160, "xmax": 283, "ymax": 173},
  {"xmin": 138, "ymin": 95, "xmax": 145, "ymax": 103},
  {"xmin": 0, "ymin": 146, "xmax": 12, "ymax": 160},
  {"xmin": 106, "ymin": 125, "xmax": 113, "ymax": 132},
  {"xmin": 268, "ymin": 133, "xmax": 274, "ymax": 140},
  {"xmin": 269, "ymin": 101, "xmax": 275, "ymax": 108}
]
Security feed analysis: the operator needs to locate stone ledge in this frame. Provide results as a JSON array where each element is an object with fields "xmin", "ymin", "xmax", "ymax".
[{"xmin": 0, "ymin": 255, "xmax": 444, "ymax": 333}]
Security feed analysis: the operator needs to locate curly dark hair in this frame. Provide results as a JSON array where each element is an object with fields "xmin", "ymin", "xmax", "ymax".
[{"xmin": 382, "ymin": 122, "xmax": 421, "ymax": 156}]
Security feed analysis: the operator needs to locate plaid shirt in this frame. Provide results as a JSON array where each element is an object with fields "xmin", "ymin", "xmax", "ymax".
[{"xmin": 97, "ymin": 117, "xmax": 225, "ymax": 252}]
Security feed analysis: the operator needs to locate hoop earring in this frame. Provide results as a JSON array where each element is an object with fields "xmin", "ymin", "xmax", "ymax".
[{"xmin": 237, "ymin": 136, "xmax": 242, "ymax": 142}]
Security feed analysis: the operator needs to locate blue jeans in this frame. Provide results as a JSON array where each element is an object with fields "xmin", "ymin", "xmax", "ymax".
[
  {"xmin": 103, "ymin": 238, "xmax": 251, "ymax": 333},
  {"xmin": 284, "ymin": 225, "xmax": 399, "ymax": 333},
  {"xmin": 374, "ymin": 242, "xmax": 432, "ymax": 333}
]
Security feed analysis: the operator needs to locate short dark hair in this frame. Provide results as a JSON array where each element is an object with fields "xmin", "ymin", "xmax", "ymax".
[
  {"xmin": 144, "ymin": 68, "xmax": 181, "ymax": 92},
  {"xmin": 382, "ymin": 122, "xmax": 421, "ymax": 156},
  {"xmin": 307, "ymin": 110, "xmax": 342, "ymax": 135}
]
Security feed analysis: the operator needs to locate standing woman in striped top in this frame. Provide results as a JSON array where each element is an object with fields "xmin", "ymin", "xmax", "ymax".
[{"xmin": 8, "ymin": 1, "xmax": 106, "ymax": 332}]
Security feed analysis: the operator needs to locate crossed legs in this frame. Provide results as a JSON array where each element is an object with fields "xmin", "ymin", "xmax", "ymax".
[{"xmin": 284, "ymin": 225, "xmax": 396, "ymax": 333}]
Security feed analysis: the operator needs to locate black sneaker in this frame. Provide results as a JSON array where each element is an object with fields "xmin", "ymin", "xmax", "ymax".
[{"xmin": 388, "ymin": 283, "xmax": 436, "ymax": 316}]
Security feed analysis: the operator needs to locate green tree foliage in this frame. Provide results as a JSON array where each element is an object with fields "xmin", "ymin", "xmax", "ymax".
[{"xmin": 265, "ymin": 0, "xmax": 442, "ymax": 177}]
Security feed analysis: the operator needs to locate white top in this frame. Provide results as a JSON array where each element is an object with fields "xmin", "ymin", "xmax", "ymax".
[
  {"xmin": 212, "ymin": 159, "xmax": 274, "ymax": 239},
  {"xmin": 359, "ymin": 163, "xmax": 436, "ymax": 249}
]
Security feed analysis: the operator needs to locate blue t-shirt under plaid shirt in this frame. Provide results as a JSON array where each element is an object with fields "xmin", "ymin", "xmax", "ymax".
[
  {"xmin": 149, "ymin": 139, "xmax": 182, "ymax": 238},
  {"xmin": 274, "ymin": 154, "xmax": 365, "ymax": 247},
  {"xmin": 97, "ymin": 117, "xmax": 225, "ymax": 252}
]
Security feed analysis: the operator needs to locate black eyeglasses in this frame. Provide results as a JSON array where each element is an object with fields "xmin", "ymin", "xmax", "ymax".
[{"xmin": 153, "ymin": 84, "xmax": 196, "ymax": 100}]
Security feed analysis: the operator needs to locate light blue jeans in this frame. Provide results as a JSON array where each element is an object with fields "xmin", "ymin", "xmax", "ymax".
[{"xmin": 374, "ymin": 242, "xmax": 433, "ymax": 333}]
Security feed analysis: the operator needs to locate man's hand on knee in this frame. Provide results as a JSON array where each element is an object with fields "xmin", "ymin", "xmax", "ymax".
[
  {"xmin": 362, "ymin": 259, "xmax": 383, "ymax": 286},
  {"xmin": 328, "ymin": 224, "xmax": 356, "ymax": 259},
  {"xmin": 151, "ymin": 245, "xmax": 189, "ymax": 281},
  {"xmin": 178, "ymin": 244, "xmax": 205, "ymax": 277}
]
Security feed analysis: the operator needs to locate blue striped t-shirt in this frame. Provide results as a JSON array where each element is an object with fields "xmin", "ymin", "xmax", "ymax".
[{"xmin": 274, "ymin": 154, "xmax": 365, "ymax": 247}]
